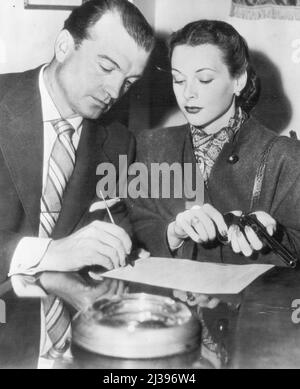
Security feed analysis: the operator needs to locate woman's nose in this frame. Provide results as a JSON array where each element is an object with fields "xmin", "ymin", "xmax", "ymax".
[{"xmin": 183, "ymin": 80, "xmax": 199, "ymax": 100}]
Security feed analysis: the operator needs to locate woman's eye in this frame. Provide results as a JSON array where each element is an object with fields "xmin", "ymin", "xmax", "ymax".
[{"xmin": 173, "ymin": 79, "xmax": 185, "ymax": 85}]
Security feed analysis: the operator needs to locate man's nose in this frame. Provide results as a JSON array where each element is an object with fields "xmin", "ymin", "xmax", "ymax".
[
  {"xmin": 104, "ymin": 75, "xmax": 125, "ymax": 100},
  {"xmin": 183, "ymin": 79, "xmax": 199, "ymax": 100}
]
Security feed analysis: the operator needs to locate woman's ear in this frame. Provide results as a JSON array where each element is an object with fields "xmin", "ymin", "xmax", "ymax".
[
  {"xmin": 234, "ymin": 71, "xmax": 247, "ymax": 97},
  {"xmin": 54, "ymin": 30, "xmax": 75, "ymax": 63}
]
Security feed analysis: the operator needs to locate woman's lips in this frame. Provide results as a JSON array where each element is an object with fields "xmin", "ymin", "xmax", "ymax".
[{"xmin": 185, "ymin": 106, "xmax": 202, "ymax": 114}]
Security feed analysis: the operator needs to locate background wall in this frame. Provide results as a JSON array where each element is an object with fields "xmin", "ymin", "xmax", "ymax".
[
  {"xmin": 0, "ymin": 0, "xmax": 70, "ymax": 73},
  {"xmin": 0, "ymin": 0, "xmax": 300, "ymax": 136}
]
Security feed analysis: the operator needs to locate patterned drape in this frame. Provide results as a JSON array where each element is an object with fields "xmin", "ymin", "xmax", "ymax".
[{"xmin": 231, "ymin": 0, "xmax": 300, "ymax": 19}]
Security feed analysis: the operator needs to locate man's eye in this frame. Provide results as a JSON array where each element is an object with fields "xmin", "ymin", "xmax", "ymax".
[
  {"xmin": 100, "ymin": 64, "xmax": 114, "ymax": 73},
  {"xmin": 199, "ymin": 79, "xmax": 213, "ymax": 84}
]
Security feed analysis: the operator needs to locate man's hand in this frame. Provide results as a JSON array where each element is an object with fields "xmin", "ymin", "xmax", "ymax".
[
  {"xmin": 40, "ymin": 221, "xmax": 132, "ymax": 272},
  {"xmin": 39, "ymin": 271, "xmax": 126, "ymax": 312},
  {"xmin": 173, "ymin": 290, "xmax": 220, "ymax": 309},
  {"xmin": 167, "ymin": 204, "xmax": 228, "ymax": 250}
]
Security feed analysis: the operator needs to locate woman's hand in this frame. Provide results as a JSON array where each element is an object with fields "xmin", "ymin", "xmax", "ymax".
[
  {"xmin": 167, "ymin": 204, "xmax": 228, "ymax": 250},
  {"xmin": 167, "ymin": 204, "xmax": 276, "ymax": 258},
  {"xmin": 228, "ymin": 211, "xmax": 276, "ymax": 257}
]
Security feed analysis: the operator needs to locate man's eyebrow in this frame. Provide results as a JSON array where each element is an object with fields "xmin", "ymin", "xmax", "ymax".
[{"xmin": 98, "ymin": 55, "xmax": 120, "ymax": 69}]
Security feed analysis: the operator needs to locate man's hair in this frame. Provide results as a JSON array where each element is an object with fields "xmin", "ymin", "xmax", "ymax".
[{"xmin": 64, "ymin": 0, "xmax": 155, "ymax": 52}]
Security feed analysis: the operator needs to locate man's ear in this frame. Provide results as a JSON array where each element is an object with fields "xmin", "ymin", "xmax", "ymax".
[
  {"xmin": 234, "ymin": 71, "xmax": 247, "ymax": 96},
  {"xmin": 54, "ymin": 30, "xmax": 75, "ymax": 63}
]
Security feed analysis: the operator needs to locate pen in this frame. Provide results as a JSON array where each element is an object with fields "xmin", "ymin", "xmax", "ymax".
[
  {"xmin": 99, "ymin": 190, "xmax": 135, "ymax": 267},
  {"xmin": 99, "ymin": 190, "xmax": 115, "ymax": 225}
]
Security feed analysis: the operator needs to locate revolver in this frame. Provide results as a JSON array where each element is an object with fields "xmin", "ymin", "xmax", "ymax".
[{"xmin": 219, "ymin": 212, "xmax": 297, "ymax": 268}]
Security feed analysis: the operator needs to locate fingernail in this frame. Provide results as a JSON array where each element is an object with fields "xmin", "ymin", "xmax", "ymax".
[
  {"xmin": 221, "ymin": 230, "xmax": 228, "ymax": 238},
  {"xmin": 245, "ymin": 226, "xmax": 251, "ymax": 234}
]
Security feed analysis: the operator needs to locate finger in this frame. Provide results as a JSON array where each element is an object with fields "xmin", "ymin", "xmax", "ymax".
[
  {"xmin": 173, "ymin": 290, "xmax": 187, "ymax": 302},
  {"xmin": 193, "ymin": 294, "xmax": 211, "ymax": 307},
  {"xmin": 229, "ymin": 225, "xmax": 242, "ymax": 254},
  {"xmin": 190, "ymin": 215, "xmax": 209, "ymax": 242},
  {"xmin": 252, "ymin": 211, "xmax": 276, "ymax": 236},
  {"xmin": 202, "ymin": 204, "xmax": 228, "ymax": 237},
  {"xmin": 90, "ymin": 221, "xmax": 132, "ymax": 254},
  {"xmin": 231, "ymin": 210, "xmax": 243, "ymax": 217},
  {"xmin": 207, "ymin": 298, "xmax": 220, "ymax": 309},
  {"xmin": 92, "ymin": 277, "xmax": 114, "ymax": 296},
  {"xmin": 95, "ymin": 230, "xmax": 127, "ymax": 267},
  {"xmin": 138, "ymin": 249, "xmax": 150, "ymax": 259},
  {"xmin": 175, "ymin": 213, "xmax": 201, "ymax": 243},
  {"xmin": 94, "ymin": 279, "xmax": 117, "ymax": 302},
  {"xmin": 244, "ymin": 226, "xmax": 263, "ymax": 251},
  {"xmin": 235, "ymin": 227, "xmax": 253, "ymax": 257},
  {"xmin": 88, "ymin": 240, "xmax": 117, "ymax": 269},
  {"xmin": 98, "ymin": 244, "xmax": 122, "ymax": 269},
  {"xmin": 103, "ymin": 279, "xmax": 119, "ymax": 297},
  {"xmin": 115, "ymin": 280, "xmax": 126, "ymax": 296},
  {"xmin": 192, "ymin": 208, "xmax": 216, "ymax": 241}
]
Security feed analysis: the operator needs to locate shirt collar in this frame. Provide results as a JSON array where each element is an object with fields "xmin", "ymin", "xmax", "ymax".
[{"xmin": 38, "ymin": 65, "xmax": 83, "ymax": 134}]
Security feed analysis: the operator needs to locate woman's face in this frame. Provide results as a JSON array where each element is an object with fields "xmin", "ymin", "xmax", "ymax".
[{"xmin": 171, "ymin": 43, "xmax": 240, "ymax": 128}]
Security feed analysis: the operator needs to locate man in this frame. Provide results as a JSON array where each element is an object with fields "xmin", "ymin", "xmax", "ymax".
[{"xmin": 0, "ymin": 0, "xmax": 154, "ymax": 368}]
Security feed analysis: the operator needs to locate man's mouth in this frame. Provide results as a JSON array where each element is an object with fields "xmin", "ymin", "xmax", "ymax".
[
  {"xmin": 92, "ymin": 96, "xmax": 109, "ymax": 110},
  {"xmin": 185, "ymin": 106, "xmax": 203, "ymax": 114}
]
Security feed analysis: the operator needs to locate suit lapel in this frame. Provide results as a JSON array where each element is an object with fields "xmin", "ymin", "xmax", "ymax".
[
  {"xmin": 52, "ymin": 120, "xmax": 108, "ymax": 238},
  {"xmin": 0, "ymin": 69, "xmax": 43, "ymax": 234}
]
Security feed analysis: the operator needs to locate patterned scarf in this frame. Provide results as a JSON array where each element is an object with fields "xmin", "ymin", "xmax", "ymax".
[{"xmin": 190, "ymin": 107, "xmax": 248, "ymax": 183}]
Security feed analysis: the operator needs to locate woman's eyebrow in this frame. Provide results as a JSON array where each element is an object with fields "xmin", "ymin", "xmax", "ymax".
[
  {"xmin": 171, "ymin": 68, "xmax": 183, "ymax": 74},
  {"xmin": 195, "ymin": 67, "xmax": 216, "ymax": 73}
]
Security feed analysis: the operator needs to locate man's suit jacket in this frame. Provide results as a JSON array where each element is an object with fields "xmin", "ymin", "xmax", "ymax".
[
  {"xmin": 0, "ymin": 67, "xmax": 135, "ymax": 368},
  {"xmin": 129, "ymin": 117, "xmax": 300, "ymax": 267}
]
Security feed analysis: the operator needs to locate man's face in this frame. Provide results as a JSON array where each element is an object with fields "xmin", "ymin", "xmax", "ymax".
[{"xmin": 55, "ymin": 12, "xmax": 150, "ymax": 119}]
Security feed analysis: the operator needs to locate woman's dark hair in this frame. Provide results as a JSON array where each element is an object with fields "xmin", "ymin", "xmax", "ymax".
[
  {"xmin": 168, "ymin": 20, "xmax": 260, "ymax": 113},
  {"xmin": 64, "ymin": 0, "xmax": 155, "ymax": 53}
]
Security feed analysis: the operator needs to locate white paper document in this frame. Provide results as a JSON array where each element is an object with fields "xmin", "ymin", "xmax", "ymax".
[{"xmin": 102, "ymin": 257, "xmax": 274, "ymax": 295}]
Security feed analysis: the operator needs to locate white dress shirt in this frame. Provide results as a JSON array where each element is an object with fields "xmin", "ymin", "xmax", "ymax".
[{"xmin": 8, "ymin": 65, "xmax": 83, "ymax": 364}]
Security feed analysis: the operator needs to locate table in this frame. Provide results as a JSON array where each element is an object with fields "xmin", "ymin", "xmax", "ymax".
[
  {"xmin": 1, "ymin": 266, "xmax": 300, "ymax": 369},
  {"xmin": 58, "ymin": 266, "xmax": 300, "ymax": 369}
]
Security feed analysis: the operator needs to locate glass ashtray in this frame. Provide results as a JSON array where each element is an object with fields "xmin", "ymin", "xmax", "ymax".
[{"xmin": 72, "ymin": 293, "xmax": 201, "ymax": 359}]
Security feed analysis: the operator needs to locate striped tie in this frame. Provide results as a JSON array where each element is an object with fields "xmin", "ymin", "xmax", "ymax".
[{"xmin": 40, "ymin": 119, "xmax": 76, "ymax": 357}]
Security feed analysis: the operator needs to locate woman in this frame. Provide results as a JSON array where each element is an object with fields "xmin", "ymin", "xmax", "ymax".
[{"xmin": 129, "ymin": 20, "xmax": 300, "ymax": 266}]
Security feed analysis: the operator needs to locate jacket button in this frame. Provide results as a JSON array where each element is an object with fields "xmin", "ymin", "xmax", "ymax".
[{"xmin": 228, "ymin": 154, "xmax": 239, "ymax": 164}]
